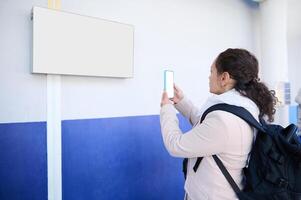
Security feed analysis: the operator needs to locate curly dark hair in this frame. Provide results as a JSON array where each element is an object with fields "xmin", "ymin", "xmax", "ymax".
[{"xmin": 215, "ymin": 48, "xmax": 277, "ymax": 122}]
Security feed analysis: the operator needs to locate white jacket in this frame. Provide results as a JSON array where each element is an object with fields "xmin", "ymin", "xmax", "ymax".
[{"xmin": 160, "ymin": 89, "xmax": 259, "ymax": 200}]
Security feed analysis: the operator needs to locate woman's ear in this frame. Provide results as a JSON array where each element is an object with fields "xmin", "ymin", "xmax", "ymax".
[
  {"xmin": 221, "ymin": 72, "xmax": 236, "ymax": 89},
  {"xmin": 221, "ymin": 72, "xmax": 231, "ymax": 86}
]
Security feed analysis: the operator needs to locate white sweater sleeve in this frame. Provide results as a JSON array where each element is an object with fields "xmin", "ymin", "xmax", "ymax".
[
  {"xmin": 174, "ymin": 96, "xmax": 202, "ymax": 125},
  {"xmin": 160, "ymin": 104, "xmax": 230, "ymax": 158}
]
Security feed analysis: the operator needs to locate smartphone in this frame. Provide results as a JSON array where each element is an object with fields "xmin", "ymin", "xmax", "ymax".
[{"xmin": 164, "ymin": 70, "xmax": 174, "ymax": 99}]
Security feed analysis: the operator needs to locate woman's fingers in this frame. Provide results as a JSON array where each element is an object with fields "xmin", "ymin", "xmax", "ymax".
[
  {"xmin": 172, "ymin": 84, "xmax": 184, "ymax": 104},
  {"xmin": 174, "ymin": 84, "xmax": 178, "ymax": 91},
  {"xmin": 174, "ymin": 84, "xmax": 181, "ymax": 93},
  {"xmin": 174, "ymin": 84, "xmax": 183, "ymax": 96}
]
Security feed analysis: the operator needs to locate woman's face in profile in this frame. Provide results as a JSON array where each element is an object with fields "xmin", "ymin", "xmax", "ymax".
[{"xmin": 209, "ymin": 61, "xmax": 223, "ymax": 94}]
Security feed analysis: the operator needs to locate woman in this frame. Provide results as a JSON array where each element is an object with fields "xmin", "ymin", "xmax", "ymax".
[{"xmin": 160, "ymin": 48, "xmax": 277, "ymax": 200}]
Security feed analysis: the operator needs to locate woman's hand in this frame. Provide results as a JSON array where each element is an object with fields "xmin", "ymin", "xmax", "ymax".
[
  {"xmin": 161, "ymin": 84, "xmax": 184, "ymax": 107},
  {"xmin": 173, "ymin": 84, "xmax": 184, "ymax": 104},
  {"xmin": 161, "ymin": 91, "xmax": 172, "ymax": 107}
]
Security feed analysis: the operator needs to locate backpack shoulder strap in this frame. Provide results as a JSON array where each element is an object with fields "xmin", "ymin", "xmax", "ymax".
[
  {"xmin": 193, "ymin": 103, "xmax": 265, "ymax": 173},
  {"xmin": 200, "ymin": 103, "xmax": 265, "ymax": 132},
  {"xmin": 197, "ymin": 104, "xmax": 265, "ymax": 197},
  {"xmin": 212, "ymin": 155, "xmax": 242, "ymax": 195}
]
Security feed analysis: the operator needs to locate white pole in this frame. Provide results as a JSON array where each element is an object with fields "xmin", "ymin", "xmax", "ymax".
[
  {"xmin": 259, "ymin": 0, "xmax": 289, "ymax": 126},
  {"xmin": 47, "ymin": 0, "xmax": 62, "ymax": 199},
  {"xmin": 47, "ymin": 75, "xmax": 62, "ymax": 200}
]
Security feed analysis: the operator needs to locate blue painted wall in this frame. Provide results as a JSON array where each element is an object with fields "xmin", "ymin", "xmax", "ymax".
[
  {"xmin": 62, "ymin": 114, "xmax": 191, "ymax": 200},
  {"xmin": 0, "ymin": 106, "xmax": 299, "ymax": 200},
  {"xmin": 0, "ymin": 115, "xmax": 191, "ymax": 200},
  {"xmin": 0, "ymin": 122, "xmax": 47, "ymax": 200}
]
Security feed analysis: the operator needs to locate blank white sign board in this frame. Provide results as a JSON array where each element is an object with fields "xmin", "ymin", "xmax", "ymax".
[{"xmin": 32, "ymin": 7, "xmax": 134, "ymax": 78}]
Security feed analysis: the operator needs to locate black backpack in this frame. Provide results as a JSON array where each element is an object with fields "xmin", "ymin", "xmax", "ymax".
[{"xmin": 182, "ymin": 103, "xmax": 301, "ymax": 200}]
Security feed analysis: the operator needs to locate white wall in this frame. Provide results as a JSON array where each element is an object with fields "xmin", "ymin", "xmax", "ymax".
[
  {"xmin": 287, "ymin": 0, "xmax": 301, "ymax": 104},
  {"xmin": 60, "ymin": 0, "xmax": 258, "ymax": 120},
  {"xmin": 0, "ymin": 0, "xmax": 258, "ymax": 123},
  {"xmin": 0, "ymin": 0, "xmax": 47, "ymax": 123}
]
